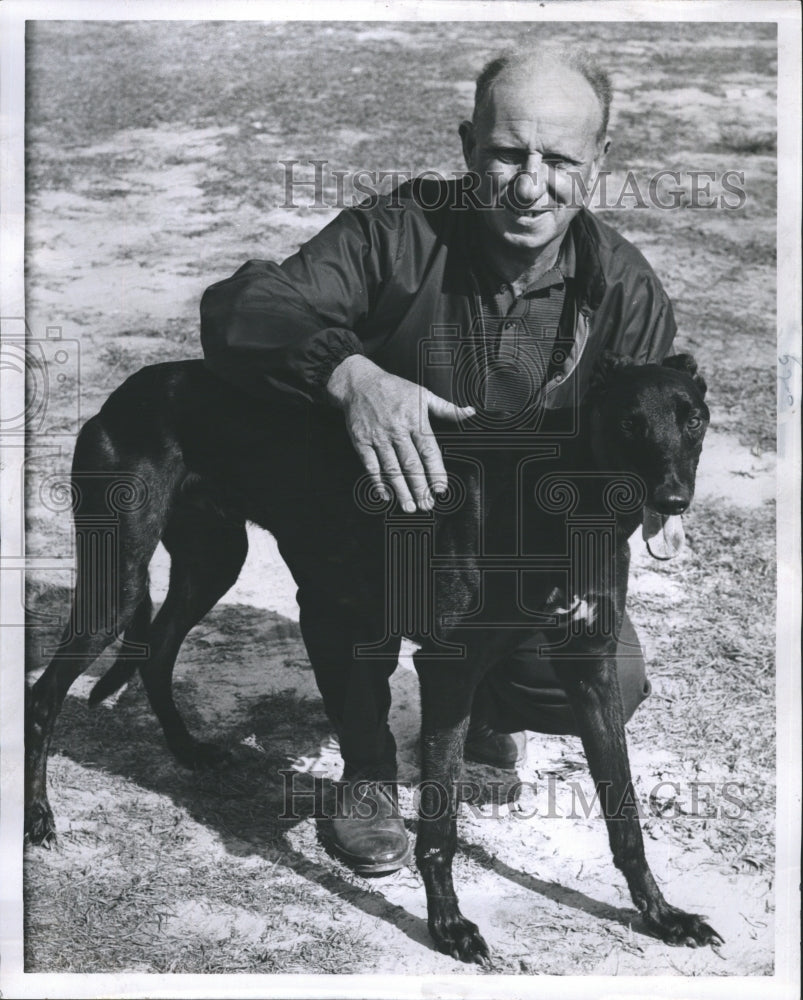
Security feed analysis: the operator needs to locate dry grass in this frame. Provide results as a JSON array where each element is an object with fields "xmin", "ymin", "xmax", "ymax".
[
  {"xmin": 23, "ymin": 490, "xmax": 777, "ymax": 975},
  {"xmin": 628, "ymin": 497, "xmax": 776, "ymax": 873},
  {"xmin": 24, "ymin": 676, "xmax": 385, "ymax": 973}
]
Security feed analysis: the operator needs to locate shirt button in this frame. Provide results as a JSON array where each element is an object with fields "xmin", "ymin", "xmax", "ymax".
[{"xmin": 503, "ymin": 321, "xmax": 516, "ymax": 330}]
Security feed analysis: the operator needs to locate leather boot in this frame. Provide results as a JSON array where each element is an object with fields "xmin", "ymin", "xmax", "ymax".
[
  {"xmin": 331, "ymin": 779, "xmax": 411, "ymax": 875},
  {"xmin": 464, "ymin": 718, "xmax": 527, "ymax": 770}
]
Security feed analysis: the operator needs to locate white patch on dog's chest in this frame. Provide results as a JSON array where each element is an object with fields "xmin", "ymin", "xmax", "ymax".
[{"xmin": 555, "ymin": 596, "xmax": 596, "ymax": 624}]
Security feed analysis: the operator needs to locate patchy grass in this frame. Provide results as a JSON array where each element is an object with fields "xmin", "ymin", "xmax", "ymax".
[
  {"xmin": 25, "ymin": 20, "xmax": 777, "ymax": 444},
  {"xmin": 24, "ymin": 638, "xmax": 387, "ymax": 974},
  {"xmin": 629, "ymin": 498, "xmax": 776, "ymax": 871},
  {"xmin": 22, "ymin": 488, "xmax": 778, "ymax": 974}
]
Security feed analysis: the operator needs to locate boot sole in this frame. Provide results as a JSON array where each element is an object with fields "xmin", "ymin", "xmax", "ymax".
[{"xmin": 332, "ymin": 839, "xmax": 413, "ymax": 876}]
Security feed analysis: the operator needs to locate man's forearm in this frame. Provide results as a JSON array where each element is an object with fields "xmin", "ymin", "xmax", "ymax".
[{"xmin": 200, "ymin": 258, "xmax": 369, "ymax": 402}]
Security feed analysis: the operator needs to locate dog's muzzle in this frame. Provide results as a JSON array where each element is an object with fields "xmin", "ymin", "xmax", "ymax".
[{"xmin": 642, "ymin": 508, "xmax": 685, "ymax": 560}]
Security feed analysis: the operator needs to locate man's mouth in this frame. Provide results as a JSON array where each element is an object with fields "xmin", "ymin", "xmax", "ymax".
[
  {"xmin": 500, "ymin": 200, "xmax": 566, "ymax": 226},
  {"xmin": 504, "ymin": 204, "xmax": 552, "ymax": 218}
]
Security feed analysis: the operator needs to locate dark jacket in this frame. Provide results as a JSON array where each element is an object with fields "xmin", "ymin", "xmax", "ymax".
[{"xmin": 201, "ymin": 178, "xmax": 676, "ymax": 409}]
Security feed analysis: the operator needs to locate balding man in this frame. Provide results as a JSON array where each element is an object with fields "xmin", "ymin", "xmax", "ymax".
[{"xmin": 201, "ymin": 44, "xmax": 676, "ymax": 873}]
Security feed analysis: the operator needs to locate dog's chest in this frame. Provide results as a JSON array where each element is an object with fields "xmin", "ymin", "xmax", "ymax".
[{"xmin": 545, "ymin": 588, "xmax": 598, "ymax": 625}]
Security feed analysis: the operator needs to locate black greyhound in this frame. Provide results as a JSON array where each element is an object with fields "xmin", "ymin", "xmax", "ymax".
[{"xmin": 25, "ymin": 351, "xmax": 723, "ymax": 962}]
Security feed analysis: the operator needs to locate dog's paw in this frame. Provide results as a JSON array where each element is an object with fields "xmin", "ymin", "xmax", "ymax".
[
  {"xmin": 171, "ymin": 739, "xmax": 231, "ymax": 771},
  {"xmin": 429, "ymin": 911, "xmax": 491, "ymax": 965},
  {"xmin": 646, "ymin": 905, "xmax": 725, "ymax": 948},
  {"xmin": 25, "ymin": 799, "xmax": 57, "ymax": 847}
]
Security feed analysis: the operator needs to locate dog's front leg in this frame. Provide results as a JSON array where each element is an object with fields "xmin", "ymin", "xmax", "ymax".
[
  {"xmin": 415, "ymin": 665, "xmax": 490, "ymax": 964},
  {"xmin": 561, "ymin": 653, "xmax": 724, "ymax": 948}
]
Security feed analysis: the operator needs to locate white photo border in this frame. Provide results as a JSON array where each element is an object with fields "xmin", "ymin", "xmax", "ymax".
[{"xmin": 1, "ymin": 2, "xmax": 800, "ymax": 998}]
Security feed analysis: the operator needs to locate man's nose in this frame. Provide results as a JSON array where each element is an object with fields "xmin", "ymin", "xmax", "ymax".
[{"xmin": 510, "ymin": 156, "xmax": 548, "ymax": 207}]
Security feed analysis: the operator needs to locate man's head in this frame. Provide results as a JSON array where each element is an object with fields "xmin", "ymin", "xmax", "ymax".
[{"xmin": 460, "ymin": 44, "xmax": 612, "ymax": 269}]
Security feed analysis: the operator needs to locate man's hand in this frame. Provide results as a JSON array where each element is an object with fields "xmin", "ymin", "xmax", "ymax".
[{"xmin": 326, "ymin": 355, "xmax": 475, "ymax": 512}]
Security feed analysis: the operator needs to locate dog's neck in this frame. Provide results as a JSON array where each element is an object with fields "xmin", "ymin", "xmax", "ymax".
[{"xmin": 527, "ymin": 396, "xmax": 605, "ymax": 468}]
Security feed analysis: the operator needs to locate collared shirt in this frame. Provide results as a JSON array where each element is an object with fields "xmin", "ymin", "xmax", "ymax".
[{"xmin": 471, "ymin": 229, "xmax": 577, "ymax": 414}]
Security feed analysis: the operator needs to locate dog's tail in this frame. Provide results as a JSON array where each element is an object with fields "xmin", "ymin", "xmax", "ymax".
[
  {"xmin": 88, "ymin": 592, "xmax": 153, "ymax": 706},
  {"xmin": 88, "ymin": 661, "xmax": 138, "ymax": 706}
]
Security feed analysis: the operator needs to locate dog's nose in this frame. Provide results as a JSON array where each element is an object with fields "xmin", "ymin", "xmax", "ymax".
[{"xmin": 660, "ymin": 495, "xmax": 689, "ymax": 515}]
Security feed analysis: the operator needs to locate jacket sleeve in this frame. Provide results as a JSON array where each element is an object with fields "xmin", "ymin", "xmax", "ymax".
[
  {"xmin": 200, "ymin": 202, "xmax": 402, "ymax": 403},
  {"xmin": 616, "ymin": 269, "xmax": 678, "ymax": 364}
]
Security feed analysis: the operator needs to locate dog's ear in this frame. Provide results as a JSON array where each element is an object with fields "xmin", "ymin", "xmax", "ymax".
[
  {"xmin": 661, "ymin": 353, "xmax": 698, "ymax": 376},
  {"xmin": 589, "ymin": 351, "xmax": 635, "ymax": 395},
  {"xmin": 661, "ymin": 353, "xmax": 707, "ymax": 398},
  {"xmin": 589, "ymin": 352, "xmax": 635, "ymax": 397}
]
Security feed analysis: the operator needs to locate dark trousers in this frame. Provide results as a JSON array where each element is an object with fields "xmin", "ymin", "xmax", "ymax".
[
  {"xmin": 275, "ymin": 507, "xmax": 650, "ymax": 779},
  {"xmin": 475, "ymin": 614, "xmax": 651, "ymax": 736},
  {"xmin": 301, "ymin": 610, "xmax": 649, "ymax": 779},
  {"xmin": 272, "ymin": 496, "xmax": 401, "ymax": 780}
]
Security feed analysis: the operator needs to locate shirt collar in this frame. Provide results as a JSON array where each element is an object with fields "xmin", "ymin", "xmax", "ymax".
[
  {"xmin": 469, "ymin": 221, "xmax": 576, "ymax": 296},
  {"xmin": 520, "ymin": 229, "xmax": 576, "ymax": 294}
]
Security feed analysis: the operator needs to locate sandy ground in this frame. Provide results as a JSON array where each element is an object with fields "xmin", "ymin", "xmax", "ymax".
[
  {"xmin": 25, "ymin": 462, "xmax": 776, "ymax": 976},
  {"xmin": 19, "ymin": 20, "xmax": 778, "ymax": 980}
]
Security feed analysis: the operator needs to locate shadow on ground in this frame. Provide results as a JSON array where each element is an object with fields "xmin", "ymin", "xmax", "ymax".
[{"xmin": 24, "ymin": 585, "xmax": 647, "ymax": 972}]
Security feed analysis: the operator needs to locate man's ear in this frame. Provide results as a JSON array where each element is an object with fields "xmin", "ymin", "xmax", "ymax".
[
  {"xmin": 459, "ymin": 120, "xmax": 475, "ymax": 169},
  {"xmin": 584, "ymin": 138, "xmax": 610, "ymax": 205},
  {"xmin": 662, "ymin": 353, "xmax": 707, "ymax": 398}
]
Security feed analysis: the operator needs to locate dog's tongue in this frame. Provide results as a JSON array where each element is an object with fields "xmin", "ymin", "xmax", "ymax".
[{"xmin": 642, "ymin": 509, "xmax": 685, "ymax": 560}]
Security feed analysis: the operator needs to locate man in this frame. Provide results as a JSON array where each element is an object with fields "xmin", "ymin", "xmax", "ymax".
[{"xmin": 200, "ymin": 43, "xmax": 676, "ymax": 873}]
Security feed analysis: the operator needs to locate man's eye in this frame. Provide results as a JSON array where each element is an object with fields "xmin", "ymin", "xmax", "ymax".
[{"xmin": 493, "ymin": 150, "xmax": 522, "ymax": 164}]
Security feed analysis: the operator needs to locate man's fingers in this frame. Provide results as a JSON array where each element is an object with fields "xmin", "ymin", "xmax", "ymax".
[
  {"xmin": 425, "ymin": 389, "xmax": 476, "ymax": 424},
  {"xmin": 346, "ymin": 378, "xmax": 468, "ymax": 511},
  {"xmin": 393, "ymin": 439, "xmax": 433, "ymax": 511},
  {"xmin": 411, "ymin": 430, "xmax": 448, "ymax": 495},
  {"xmin": 375, "ymin": 445, "xmax": 417, "ymax": 513},
  {"xmin": 353, "ymin": 444, "xmax": 389, "ymax": 502}
]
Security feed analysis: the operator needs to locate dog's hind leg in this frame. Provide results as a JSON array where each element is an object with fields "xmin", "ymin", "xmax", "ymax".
[
  {"xmin": 561, "ymin": 652, "xmax": 724, "ymax": 948},
  {"xmin": 25, "ymin": 409, "xmax": 178, "ymax": 844},
  {"xmin": 87, "ymin": 591, "xmax": 153, "ymax": 706},
  {"xmin": 415, "ymin": 659, "xmax": 491, "ymax": 964},
  {"xmin": 134, "ymin": 503, "xmax": 248, "ymax": 769},
  {"xmin": 25, "ymin": 522, "xmax": 157, "ymax": 845}
]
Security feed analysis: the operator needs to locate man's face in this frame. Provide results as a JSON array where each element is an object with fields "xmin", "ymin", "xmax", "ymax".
[{"xmin": 460, "ymin": 61, "xmax": 608, "ymax": 262}]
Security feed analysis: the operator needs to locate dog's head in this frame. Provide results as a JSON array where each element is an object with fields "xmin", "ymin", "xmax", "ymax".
[{"xmin": 588, "ymin": 351, "xmax": 710, "ymax": 557}]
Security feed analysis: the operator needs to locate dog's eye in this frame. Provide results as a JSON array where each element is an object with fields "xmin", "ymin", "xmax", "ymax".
[
  {"xmin": 619, "ymin": 418, "xmax": 635, "ymax": 434},
  {"xmin": 686, "ymin": 416, "xmax": 703, "ymax": 432}
]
